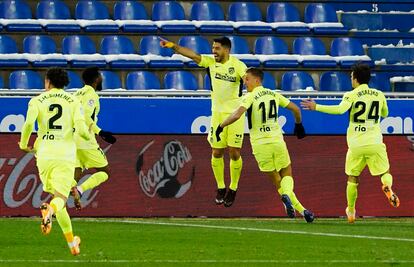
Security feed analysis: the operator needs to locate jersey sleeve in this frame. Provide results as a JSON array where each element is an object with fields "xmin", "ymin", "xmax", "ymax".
[
  {"xmin": 315, "ymin": 92, "xmax": 353, "ymax": 115},
  {"xmin": 83, "ymin": 94, "xmax": 101, "ymax": 134},
  {"xmin": 73, "ymin": 99, "xmax": 90, "ymax": 141},
  {"xmin": 237, "ymin": 59, "xmax": 247, "ymax": 78},
  {"xmin": 240, "ymin": 92, "xmax": 254, "ymax": 109},
  {"xmin": 278, "ymin": 94, "xmax": 290, "ymax": 108},
  {"xmin": 381, "ymin": 94, "xmax": 389, "ymax": 118},
  {"xmin": 198, "ymin": 55, "xmax": 215, "ymax": 68},
  {"xmin": 19, "ymin": 98, "xmax": 38, "ymax": 149}
]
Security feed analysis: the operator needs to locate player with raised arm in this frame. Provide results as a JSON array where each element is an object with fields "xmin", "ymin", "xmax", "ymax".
[
  {"xmin": 160, "ymin": 37, "xmax": 247, "ymax": 207},
  {"xmin": 216, "ymin": 68, "xmax": 314, "ymax": 222},
  {"xmin": 71, "ymin": 67, "xmax": 116, "ymax": 210},
  {"xmin": 19, "ymin": 67, "xmax": 89, "ymax": 255},
  {"xmin": 301, "ymin": 63, "xmax": 399, "ymax": 223}
]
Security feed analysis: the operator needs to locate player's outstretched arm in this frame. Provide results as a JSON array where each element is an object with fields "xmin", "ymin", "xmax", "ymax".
[
  {"xmin": 286, "ymin": 102, "xmax": 306, "ymax": 139},
  {"xmin": 159, "ymin": 37, "xmax": 202, "ymax": 64},
  {"xmin": 19, "ymin": 100, "xmax": 38, "ymax": 152},
  {"xmin": 301, "ymin": 98, "xmax": 351, "ymax": 115}
]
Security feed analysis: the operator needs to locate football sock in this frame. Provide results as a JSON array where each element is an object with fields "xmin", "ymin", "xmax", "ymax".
[
  {"xmin": 346, "ymin": 181, "xmax": 358, "ymax": 212},
  {"xmin": 50, "ymin": 197, "xmax": 65, "ymax": 214},
  {"xmin": 80, "ymin": 171, "xmax": 109, "ymax": 192},
  {"xmin": 229, "ymin": 157, "xmax": 242, "ymax": 191},
  {"xmin": 281, "ymin": 176, "xmax": 305, "ymax": 214},
  {"xmin": 211, "ymin": 156, "xmax": 225, "ymax": 189},
  {"xmin": 56, "ymin": 208, "xmax": 73, "ymax": 238},
  {"xmin": 381, "ymin": 173, "xmax": 393, "ymax": 187}
]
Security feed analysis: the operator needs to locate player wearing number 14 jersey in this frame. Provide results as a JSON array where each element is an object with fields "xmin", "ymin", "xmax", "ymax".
[
  {"xmin": 216, "ymin": 68, "xmax": 314, "ymax": 222},
  {"xmin": 301, "ymin": 63, "xmax": 400, "ymax": 223}
]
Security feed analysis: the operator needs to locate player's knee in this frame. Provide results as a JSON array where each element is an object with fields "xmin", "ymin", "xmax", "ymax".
[
  {"xmin": 348, "ymin": 176, "xmax": 359, "ymax": 183},
  {"xmin": 212, "ymin": 149, "xmax": 224, "ymax": 158},
  {"xmin": 97, "ymin": 165, "xmax": 110, "ymax": 177},
  {"xmin": 228, "ymin": 148, "xmax": 241, "ymax": 161}
]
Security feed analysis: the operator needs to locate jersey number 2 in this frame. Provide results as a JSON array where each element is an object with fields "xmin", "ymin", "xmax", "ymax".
[
  {"xmin": 258, "ymin": 100, "xmax": 277, "ymax": 123},
  {"xmin": 353, "ymin": 101, "xmax": 380, "ymax": 123},
  {"xmin": 48, "ymin": 104, "xmax": 63, "ymax": 130}
]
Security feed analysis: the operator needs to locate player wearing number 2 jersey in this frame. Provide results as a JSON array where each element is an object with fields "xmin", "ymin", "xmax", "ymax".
[
  {"xmin": 19, "ymin": 67, "xmax": 89, "ymax": 255},
  {"xmin": 216, "ymin": 68, "xmax": 315, "ymax": 222},
  {"xmin": 301, "ymin": 63, "xmax": 400, "ymax": 223}
]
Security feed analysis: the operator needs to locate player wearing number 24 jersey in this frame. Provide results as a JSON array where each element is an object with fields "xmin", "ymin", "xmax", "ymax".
[{"xmin": 301, "ymin": 63, "xmax": 400, "ymax": 223}]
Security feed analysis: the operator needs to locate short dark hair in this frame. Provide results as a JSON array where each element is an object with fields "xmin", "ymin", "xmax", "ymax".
[
  {"xmin": 82, "ymin": 67, "xmax": 101, "ymax": 85},
  {"xmin": 246, "ymin": 68, "xmax": 264, "ymax": 81},
  {"xmin": 213, "ymin": 37, "xmax": 231, "ymax": 49},
  {"xmin": 46, "ymin": 67, "xmax": 69, "ymax": 88},
  {"xmin": 351, "ymin": 63, "xmax": 371, "ymax": 84}
]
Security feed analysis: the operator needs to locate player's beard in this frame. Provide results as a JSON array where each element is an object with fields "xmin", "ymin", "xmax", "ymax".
[{"xmin": 96, "ymin": 81, "xmax": 103, "ymax": 91}]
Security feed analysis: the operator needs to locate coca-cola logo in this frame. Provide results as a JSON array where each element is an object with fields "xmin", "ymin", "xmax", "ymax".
[
  {"xmin": 0, "ymin": 147, "xmax": 108, "ymax": 210},
  {"xmin": 136, "ymin": 140, "xmax": 195, "ymax": 198}
]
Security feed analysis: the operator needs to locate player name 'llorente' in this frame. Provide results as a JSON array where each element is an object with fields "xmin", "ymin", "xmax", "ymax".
[{"xmin": 254, "ymin": 90, "xmax": 278, "ymax": 101}]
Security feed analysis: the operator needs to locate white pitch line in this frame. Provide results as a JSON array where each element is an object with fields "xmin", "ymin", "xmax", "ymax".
[
  {"xmin": 1, "ymin": 259, "xmax": 414, "ymax": 264},
  {"xmin": 86, "ymin": 219, "xmax": 414, "ymax": 243}
]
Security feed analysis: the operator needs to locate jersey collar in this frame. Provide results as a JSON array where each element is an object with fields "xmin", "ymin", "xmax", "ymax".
[
  {"xmin": 355, "ymin": 84, "xmax": 369, "ymax": 91},
  {"xmin": 83, "ymin": 84, "xmax": 95, "ymax": 92}
]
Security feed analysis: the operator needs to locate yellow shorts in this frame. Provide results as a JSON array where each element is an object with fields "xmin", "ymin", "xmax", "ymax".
[
  {"xmin": 76, "ymin": 148, "xmax": 108, "ymax": 170},
  {"xmin": 252, "ymin": 141, "xmax": 291, "ymax": 172},
  {"xmin": 37, "ymin": 159, "xmax": 76, "ymax": 197},
  {"xmin": 208, "ymin": 112, "xmax": 245, "ymax": 149},
  {"xmin": 345, "ymin": 143, "xmax": 390, "ymax": 176}
]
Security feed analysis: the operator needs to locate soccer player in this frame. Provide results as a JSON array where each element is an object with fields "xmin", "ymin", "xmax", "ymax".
[
  {"xmin": 71, "ymin": 67, "xmax": 116, "ymax": 210},
  {"xmin": 300, "ymin": 63, "xmax": 400, "ymax": 223},
  {"xmin": 19, "ymin": 67, "xmax": 89, "ymax": 255},
  {"xmin": 160, "ymin": 37, "xmax": 247, "ymax": 207},
  {"xmin": 216, "ymin": 68, "xmax": 314, "ymax": 222}
]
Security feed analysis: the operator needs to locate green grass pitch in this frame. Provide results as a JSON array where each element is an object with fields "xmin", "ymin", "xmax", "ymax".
[{"xmin": 1, "ymin": 217, "xmax": 413, "ymax": 266}]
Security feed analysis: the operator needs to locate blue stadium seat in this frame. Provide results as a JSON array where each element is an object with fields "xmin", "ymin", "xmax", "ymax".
[
  {"xmin": 304, "ymin": 3, "xmax": 347, "ymax": 34},
  {"xmin": 281, "ymin": 71, "xmax": 315, "ymax": 91},
  {"xmin": 266, "ymin": 3, "xmax": 310, "ymax": 34},
  {"xmin": 140, "ymin": 36, "xmax": 184, "ymax": 68},
  {"xmin": 36, "ymin": 0, "xmax": 80, "ymax": 32},
  {"xmin": 9, "ymin": 70, "xmax": 43, "ymax": 90},
  {"xmin": 0, "ymin": 0, "xmax": 42, "ymax": 32},
  {"xmin": 263, "ymin": 72, "xmax": 277, "ymax": 90},
  {"xmin": 66, "ymin": 71, "xmax": 83, "ymax": 90},
  {"xmin": 100, "ymin": 36, "xmax": 145, "ymax": 68},
  {"xmin": 0, "ymin": 75, "xmax": 4, "ymax": 89},
  {"xmin": 178, "ymin": 36, "xmax": 211, "ymax": 67},
  {"xmin": 369, "ymin": 73, "xmax": 391, "ymax": 92},
  {"xmin": 114, "ymin": 1, "xmax": 157, "ymax": 33},
  {"xmin": 227, "ymin": 36, "xmax": 260, "ymax": 67},
  {"xmin": 23, "ymin": 35, "xmax": 67, "ymax": 67},
  {"xmin": 152, "ymin": 1, "xmax": 196, "ymax": 33},
  {"xmin": 254, "ymin": 36, "xmax": 298, "ymax": 68},
  {"xmin": 0, "ymin": 36, "xmax": 28, "ymax": 67},
  {"xmin": 190, "ymin": 2, "xmax": 233, "ymax": 33},
  {"xmin": 164, "ymin": 71, "xmax": 198, "ymax": 90},
  {"xmin": 228, "ymin": 2, "xmax": 272, "ymax": 34},
  {"xmin": 75, "ymin": 1, "xmax": 118, "ymax": 32},
  {"xmin": 293, "ymin": 37, "xmax": 337, "ymax": 68},
  {"xmin": 320, "ymin": 72, "xmax": 352, "ymax": 91},
  {"xmin": 126, "ymin": 71, "xmax": 161, "ymax": 90},
  {"xmin": 101, "ymin": 71, "xmax": 122, "ymax": 90},
  {"xmin": 330, "ymin": 37, "xmax": 372, "ymax": 67},
  {"xmin": 204, "ymin": 74, "xmax": 211, "ymax": 90},
  {"xmin": 62, "ymin": 36, "xmax": 106, "ymax": 67}
]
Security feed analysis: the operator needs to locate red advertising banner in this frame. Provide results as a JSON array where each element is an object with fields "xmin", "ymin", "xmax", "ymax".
[{"xmin": 0, "ymin": 134, "xmax": 413, "ymax": 217}]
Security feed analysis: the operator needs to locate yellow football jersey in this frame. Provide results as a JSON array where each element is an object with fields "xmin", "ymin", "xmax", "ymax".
[
  {"xmin": 198, "ymin": 55, "xmax": 247, "ymax": 113},
  {"xmin": 19, "ymin": 88, "xmax": 88, "ymax": 162},
  {"xmin": 241, "ymin": 86, "xmax": 290, "ymax": 146},
  {"xmin": 316, "ymin": 84, "xmax": 388, "ymax": 148}
]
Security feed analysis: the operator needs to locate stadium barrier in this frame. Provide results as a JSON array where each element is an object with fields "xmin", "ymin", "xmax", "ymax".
[{"xmin": 1, "ymin": 134, "xmax": 413, "ymax": 217}]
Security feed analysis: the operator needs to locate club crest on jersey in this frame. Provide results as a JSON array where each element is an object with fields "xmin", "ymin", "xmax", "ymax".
[
  {"xmin": 88, "ymin": 99, "xmax": 94, "ymax": 107},
  {"xmin": 228, "ymin": 67, "xmax": 235, "ymax": 75}
]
